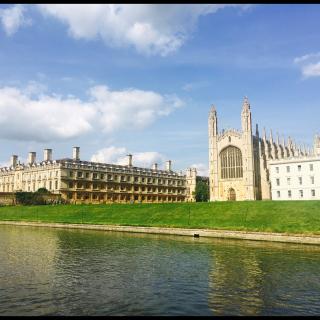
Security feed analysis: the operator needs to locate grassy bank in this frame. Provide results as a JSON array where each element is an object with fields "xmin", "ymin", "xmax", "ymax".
[{"xmin": 0, "ymin": 201, "xmax": 319, "ymax": 235}]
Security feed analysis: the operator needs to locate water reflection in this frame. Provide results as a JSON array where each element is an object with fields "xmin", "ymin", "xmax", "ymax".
[
  {"xmin": 0, "ymin": 225, "xmax": 320, "ymax": 316},
  {"xmin": 207, "ymin": 239, "xmax": 320, "ymax": 315}
]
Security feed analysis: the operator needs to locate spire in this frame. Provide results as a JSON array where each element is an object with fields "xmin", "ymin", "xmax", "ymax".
[
  {"xmin": 303, "ymin": 144, "xmax": 307, "ymax": 155},
  {"xmin": 263, "ymin": 127, "xmax": 267, "ymax": 141},
  {"xmin": 255, "ymin": 123, "xmax": 259, "ymax": 137},
  {"xmin": 276, "ymin": 132, "xmax": 280, "ymax": 146},
  {"xmin": 287, "ymin": 136, "xmax": 292, "ymax": 148},
  {"xmin": 209, "ymin": 104, "xmax": 218, "ymax": 136},
  {"xmin": 269, "ymin": 129, "xmax": 274, "ymax": 144},
  {"xmin": 241, "ymin": 96, "xmax": 252, "ymax": 133},
  {"xmin": 209, "ymin": 104, "xmax": 217, "ymax": 117},
  {"xmin": 242, "ymin": 96, "xmax": 250, "ymax": 112},
  {"xmin": 314, "ymin": 133, "xmax": 320, "ymax": 155}
]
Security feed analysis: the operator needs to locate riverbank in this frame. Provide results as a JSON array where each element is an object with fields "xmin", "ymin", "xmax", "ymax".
[
  {"xmin": 1, "ymin": 220, "xmax": 320, "ymax": 245},
  {"xmin": 0, "ymin": 201, "xmax": 319, "ymax": 235}
]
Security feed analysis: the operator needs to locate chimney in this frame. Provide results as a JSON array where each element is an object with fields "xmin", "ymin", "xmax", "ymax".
[
  {"xmin": 152, "ymin": 163, "xmax": 158, "ymax": 170},
  {"xmin": 28, "ymin": 152, "xmax": 36, "ymax": 165},
  {"xmin": 10, "ymin": 155, "xmax": 18, "ymax": 167},
  {"xmin": 127, "ymin": 154, "xmax": 132, "ymax": 167},
  {"xmin": 44, "ymin": 149, "xmax": 52, "ymax": 161},
  {"xmin": 73, "ymin": 147, "xmax": 80, "ymax": 161},
  {"xmin": 165, "ymin": 160, "xmax": 172, "ymax": 171}
]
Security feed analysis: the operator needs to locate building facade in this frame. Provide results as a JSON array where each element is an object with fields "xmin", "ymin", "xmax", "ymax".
[
  {"xmin": 0, "ymin": 147, "xmax": 197, "ymax": 204},
  {"xmin": 208, "ymin": 97, "xmax": 319, "ymax": 201},
  {"xmin": 269, "ymin": 156, "xmax": 320, "ymax": 200}
]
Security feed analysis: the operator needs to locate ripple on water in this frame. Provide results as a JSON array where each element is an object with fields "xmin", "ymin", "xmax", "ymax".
[{"xmin": 1, "ymin": 226, "xmax": 320, "ymax": 316}]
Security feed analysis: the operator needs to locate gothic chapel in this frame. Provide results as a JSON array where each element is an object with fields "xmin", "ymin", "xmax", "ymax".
[{"xmin": 208, "ymin": 97, "xmax": 314, "ymax": 201}]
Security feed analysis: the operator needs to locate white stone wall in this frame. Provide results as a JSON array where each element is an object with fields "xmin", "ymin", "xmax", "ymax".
[{"xmin": 270, "ymin": 156, "xmax": 320, "ymax": 200}]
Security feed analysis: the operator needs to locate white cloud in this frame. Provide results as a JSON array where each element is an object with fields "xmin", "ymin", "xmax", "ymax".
[
  {"xmin": 91, "ymin": 146, "xmax": 166, "ymax": 168},
  {"xmin": 190, "ymin": 163, "xmax": 208, "ymax": 176},
  {"xmin": 89, "ymin": 85, "xmax": 183, "ymax": 133},
  {"xmin": 294, "ymin": 52, "xmax": 320, "ymax": 79},
  {"xmin": 0, "ymin": 85, "xmax": 95, "ymax": 142},
  {"xmin": 0, "ymin": 83, "xmax": 182, "ymax": 142},
  {"xmin": 36, "ymin": 4, "xmax": 244, "ymax": 56},
  {"xmin": 301, "ymin": 62, "xmax": 320, "ymax": 78},
  {"xmin": 0, "ymin": 4, "xmax": 31, "ymax": 36},
  {"xmin": 293, "ymin": 52, "xmax": 320, "ymax": 64}
]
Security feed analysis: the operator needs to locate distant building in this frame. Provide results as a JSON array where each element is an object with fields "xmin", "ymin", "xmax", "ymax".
[
  {"xmin": 0, "ymin": 147, "xmax": 197, "ymax": 204},
  {"xmin": 208, "ymin": 97, "xmax": 319, "ymax": 201}
]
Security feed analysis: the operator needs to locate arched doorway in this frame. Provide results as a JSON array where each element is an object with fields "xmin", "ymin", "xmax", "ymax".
[{"xmin": 228, "ymin": 188, "xmax": 236, "ymax": 201}]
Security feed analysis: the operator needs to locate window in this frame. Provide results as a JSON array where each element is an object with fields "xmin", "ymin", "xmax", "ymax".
[
  {"xmin": 311, "ymin": 189, "xmax": 316, "ymax": 197},
  {"xmin": 286, "ymin": 166, "xmax": 290, "ymax": 173},
  {"xmin": 299, "ymin": 177, "xmax": 302, "ymax": 185},
  {"xmin": 310, "ymin": 164, "xmax": 314, "ymax": 171},
  {"xmin": 277, "ymin": 191, "xmax": 280, "ymax": 198},
  {"xmin": 287, "ymin": 177, "xmax": 291, "ymax": 185},
  {"xmin": 298, "ymin": 165, "xmax": 301, "ymax": 172},
  {"xmin": 299, "ymin": 190, "xmax": 303, "ymax": 198},
  {"xmin": 220, "ymin": 146, "xmax": 243, "ymax": 179},
  {"xmin": 77, "ymin": 171, "xmax": 83, "ymax": 178},
  {"xmin": 311, "ymin": 176, "xmax": 315, "ymax": 184},
  {"xmin": 276, "ymin": 178, "xmax": 280, "ymax": 186},
  {"xmin": 85, "ymin": 172, "xmax": 89, "ymax": 178},
  {"xmin": 288, "ymin": 190, "xmax": 292, "ymax": 198},
  {"xmin": 276, "ymin": 167, "xmax": 279, "ymax": 174}
]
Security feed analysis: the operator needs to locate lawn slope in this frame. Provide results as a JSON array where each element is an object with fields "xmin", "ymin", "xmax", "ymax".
[{"xmin": 0, "ymin": 201, "xmax": 319, "ymax": 234}]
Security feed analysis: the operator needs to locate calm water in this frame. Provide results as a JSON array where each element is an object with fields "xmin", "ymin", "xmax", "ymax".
[{"xmin": 1, "ymin": 225, "xmax": 320, "ymax": 316}]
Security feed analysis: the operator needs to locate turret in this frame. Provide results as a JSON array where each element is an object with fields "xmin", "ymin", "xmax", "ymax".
[
  {"xmin": 209, "ymin": 105, "xmax": 218, "ymax": 136},
  {"xmin": 208, "ymin": 104, "xmax": 219, "ymax": 201},
  {"xmin": 241, "ymin": 96, "xmax": 255, "ymax": 200},
  {"xmin": 186, "ymin": 167, "xmax": 197, "ymax": 202},
  {"xmin": 241, "ymin": 96, "xmax": 252, "ymax": 133}
]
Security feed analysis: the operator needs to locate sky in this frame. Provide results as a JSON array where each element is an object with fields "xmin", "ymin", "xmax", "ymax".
[{"xmin": 0, "ymin": 4, "xmax": 320, "ymax": 176}]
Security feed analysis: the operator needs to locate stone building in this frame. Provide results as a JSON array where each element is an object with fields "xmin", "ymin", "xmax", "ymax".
[
  {"xmin": 208, "ymin": 97, "xmax": 317, "ymax": 201},
  {"xmin": 0, "ymin": 147, "xmax": 197, "ymax": 204},
  {"xmin": 269, "ymin": 136, "xmax": 320, "ymax": 200}
]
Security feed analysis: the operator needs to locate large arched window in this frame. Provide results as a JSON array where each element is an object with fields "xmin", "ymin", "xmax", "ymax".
[{"xmin": 220, "ymin": 146, "xmax": 243, "ymax": 179}]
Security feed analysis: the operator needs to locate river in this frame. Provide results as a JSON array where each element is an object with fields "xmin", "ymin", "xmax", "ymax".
[{"xmin": 0, "ymin": 225, "xmax": 320, "ymax": 316}]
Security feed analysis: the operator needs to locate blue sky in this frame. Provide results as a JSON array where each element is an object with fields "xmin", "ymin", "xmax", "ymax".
[{"xmin": 0, "ymin": 4, "xmax": 320, "ymax": 175}]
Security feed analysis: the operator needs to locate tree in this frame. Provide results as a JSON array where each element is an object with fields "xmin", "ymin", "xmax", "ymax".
[
  {"xmin": 36, "ymin": 188, "xmax": 50, "ymax": 194},
  {"xmin": 195, "ymin": 180, "xmax": 209, "ymax": 202}
]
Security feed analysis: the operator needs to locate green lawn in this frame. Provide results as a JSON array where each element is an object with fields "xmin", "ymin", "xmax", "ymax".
[{"xmin": 0, "ymin": 201, "xmax": 320, "ymax": 235}]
